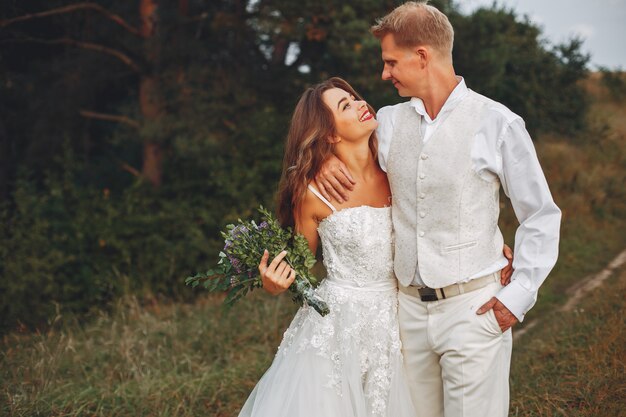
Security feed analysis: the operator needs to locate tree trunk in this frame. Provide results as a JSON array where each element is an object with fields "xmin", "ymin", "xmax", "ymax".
[{"xmin": 139, "ymin": 0, "xmax": 163, "ymax": 187}]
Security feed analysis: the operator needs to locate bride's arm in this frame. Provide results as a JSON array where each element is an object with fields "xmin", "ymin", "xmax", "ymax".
[
  {"xmin": 259, "ymin": 192, "xmax": 321, "ymax": 295},
  {"xmin": 294, "ymin": 190, "xmax": 322, "ymax": 254}
]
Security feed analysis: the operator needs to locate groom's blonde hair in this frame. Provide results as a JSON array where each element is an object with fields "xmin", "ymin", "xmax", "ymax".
[{"xmin": 371, "ymin": 1, "xmax": 454, "ymax": 59}]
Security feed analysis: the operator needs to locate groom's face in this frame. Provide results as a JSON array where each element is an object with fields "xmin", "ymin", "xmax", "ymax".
[{"xmin": 380, "ymin": 33, "xmax": 425, "ymax": 98}]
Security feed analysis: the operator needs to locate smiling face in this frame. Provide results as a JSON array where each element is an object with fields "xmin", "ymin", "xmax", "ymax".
[
  {"xmin": 321, "ymin": 87, "xmax": 378, "ymax": 144},
  {"xmin": 380, "ymin": 33, "xmax": 427, "ymax": 98}
]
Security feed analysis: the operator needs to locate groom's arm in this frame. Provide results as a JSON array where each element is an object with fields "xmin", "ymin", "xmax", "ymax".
[{"xmin": 491, "ymin": 118, "xmax": 562, "ymax": 323}]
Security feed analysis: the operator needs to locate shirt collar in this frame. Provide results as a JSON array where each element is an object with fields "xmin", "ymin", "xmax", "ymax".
[{"xmin": 409, "ymin": 76, "xmax": 468, "ymax": 124}]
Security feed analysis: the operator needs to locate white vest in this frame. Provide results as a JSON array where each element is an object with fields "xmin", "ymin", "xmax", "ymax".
[{"xmin": 387, "ymin": 91, "xmax": 504, "ymax": 288}]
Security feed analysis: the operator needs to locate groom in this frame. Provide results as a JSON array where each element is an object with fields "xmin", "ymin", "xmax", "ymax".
[{"xmin": 314, "ymin": 2, "xmax": 561, "ymax": 417}]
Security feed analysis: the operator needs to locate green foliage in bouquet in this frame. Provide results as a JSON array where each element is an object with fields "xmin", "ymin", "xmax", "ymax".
[{"xmin": 185, "ymin": 207, "xmax": 329, "ymax": 316}]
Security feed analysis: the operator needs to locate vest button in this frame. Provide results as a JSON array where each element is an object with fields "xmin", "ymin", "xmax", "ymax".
[
  {"xmin": 419, "ymin": 193, "xmax": 426, "ymax": 199},
  {"xmin": 419, "ymin": 173, "xmax": 425, "ymax": 179},
  {"xmin": 421, "ymin": 154, "xmax": 428, "ymax": 160},
  {"xmin": 419, "ymin": 231, "xmax": 425, "ymax": 237},
  {"xmin": 419, "ymin": 211, "xmax": 426, "ymax": 218}
]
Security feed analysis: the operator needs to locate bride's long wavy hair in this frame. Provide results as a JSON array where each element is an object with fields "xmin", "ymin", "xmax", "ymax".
[{"xmin": 277, "ymin": 77, "xmax": 378, "ymax": 228}]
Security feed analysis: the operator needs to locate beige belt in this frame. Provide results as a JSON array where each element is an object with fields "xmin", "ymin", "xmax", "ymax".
[{"xmin": 398, "ymin": 273, "xmax": 499, "ymax": 301}]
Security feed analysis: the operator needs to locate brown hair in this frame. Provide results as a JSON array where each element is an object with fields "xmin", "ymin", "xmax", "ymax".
[
  {"xmin": 371, "ymin": 1, "xmax": 454, "ymax": 59},
  {"xmin": 276, "ymin": 77, "xmax": 378, "ymax": 228}
]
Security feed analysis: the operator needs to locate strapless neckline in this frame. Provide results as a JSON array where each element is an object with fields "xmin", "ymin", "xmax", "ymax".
[{"xmin": 318, "ymin": 205, "xmax": 391, "ymax": 228}]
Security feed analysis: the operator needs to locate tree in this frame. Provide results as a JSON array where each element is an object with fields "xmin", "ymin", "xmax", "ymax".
[{"xmin": 451, "ymin": 6, "xmax": 589, "ymax": 135}]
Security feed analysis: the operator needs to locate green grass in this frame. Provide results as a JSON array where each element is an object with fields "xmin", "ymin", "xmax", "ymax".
[
  {"xmin": 509, "ymin": 266, "xmax": 626, "ymax": 417},
  {"xmin": 2, "ymin": 260, "xmax": 623, "ymax": 416},
  {"xmin": 1, "ymin": 293, "xmax": 298, "ymax": 416}
]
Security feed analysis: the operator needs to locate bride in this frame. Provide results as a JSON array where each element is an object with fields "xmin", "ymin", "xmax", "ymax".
[{"xmin": 238, "ymin": 77, "xmax": 416, "ymax": 417}]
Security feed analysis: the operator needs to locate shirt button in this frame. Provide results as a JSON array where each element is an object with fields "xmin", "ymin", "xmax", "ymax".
[
  {"xmin": 419, "ymin": 231, "xmax": 425, "ymax": 237},
  {"xmin": 419, "ymin": 193, "xmax": 426, "ymax": 199},
  {"xmin": 420, "ymin": 154, "xmax": 428, "ymax": 160},
  {"xmin": 419, "ymin": 173, "xmax": 425, "ymax": 179},
  {"xmin": 419, "ymin": 211, "xmax": 426, "ymax": 218}
]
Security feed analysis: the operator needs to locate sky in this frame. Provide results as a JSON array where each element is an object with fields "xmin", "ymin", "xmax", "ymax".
[{"xmin": 458, "ymin": 0, "xmax": 626, "ymax": 69}]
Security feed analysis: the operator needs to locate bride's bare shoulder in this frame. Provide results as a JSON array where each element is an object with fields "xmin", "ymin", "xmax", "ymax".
[{"xmin": 300, "ymin": 183, "xmax": 334, "ymax": 222}]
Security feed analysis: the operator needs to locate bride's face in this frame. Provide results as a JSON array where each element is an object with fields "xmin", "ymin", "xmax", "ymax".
[{"xmin": 322, "ymin": 88, "xmax": 378, "ymax": 144}]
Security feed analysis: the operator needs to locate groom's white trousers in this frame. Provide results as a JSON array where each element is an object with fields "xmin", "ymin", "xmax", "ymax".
[{"xmin": 398, "ymin": 278, "xmax": 512, "ymax": 417}]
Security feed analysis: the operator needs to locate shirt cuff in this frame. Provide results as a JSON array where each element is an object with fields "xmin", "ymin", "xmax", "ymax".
[{"xmin": 495, "ymin": 279, "xmax": 537, "ymax": 322}]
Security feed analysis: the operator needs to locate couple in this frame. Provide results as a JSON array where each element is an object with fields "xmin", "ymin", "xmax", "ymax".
[{"xmin": 240, "ymin": 2, "xmax": 561, "ymax": 417}]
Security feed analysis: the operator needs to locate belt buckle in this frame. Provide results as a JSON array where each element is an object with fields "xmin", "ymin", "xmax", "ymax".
[{"xmin": 418, "ymin": 287, "xmax": 438, "ymax": 302}]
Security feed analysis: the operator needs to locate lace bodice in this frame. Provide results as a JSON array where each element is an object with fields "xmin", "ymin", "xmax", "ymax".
[{"xmin": 318, "ymin": 206, "xmax": 395, "ymax": 286}]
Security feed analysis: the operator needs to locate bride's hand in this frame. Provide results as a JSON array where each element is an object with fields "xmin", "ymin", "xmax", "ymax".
[
  {"xmin": 259, "ymin": 250, "xmax": 296, "ymax": 295},
  {"xmin": 314, "ymin": 154, "xmax": 356, "ymax": 204}
]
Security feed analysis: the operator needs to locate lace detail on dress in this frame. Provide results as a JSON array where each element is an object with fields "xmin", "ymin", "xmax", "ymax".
[
  {"xmin": 274, "ymin": 206, "xmax": 402, "ymax": 417},
  {"xmin": 318, "ymin": 206, "xmax": 395, "ymax": 286}
]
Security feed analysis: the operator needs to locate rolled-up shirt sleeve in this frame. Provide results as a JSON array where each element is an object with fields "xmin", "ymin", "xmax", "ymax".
[{"xmin": 495, "ymin": 118, "xmax": 562, "ymax": 321}]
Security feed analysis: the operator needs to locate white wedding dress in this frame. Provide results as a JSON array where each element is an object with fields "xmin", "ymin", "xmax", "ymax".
[{"xmin": 238, "ymin": 186, "xmax": 416, "ymax": 417}]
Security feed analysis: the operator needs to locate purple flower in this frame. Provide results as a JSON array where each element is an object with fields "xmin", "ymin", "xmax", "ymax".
[
  {"xmin": 230, "ymin": 225, "xmax": 249, "ymax": 240},
  {"xmin": 229, "ymin": 256, "xmax": 243, "ymax": 274},
  {"xmin": 258, "ymin": 221, "xmax": 269, "ymax": 230}
]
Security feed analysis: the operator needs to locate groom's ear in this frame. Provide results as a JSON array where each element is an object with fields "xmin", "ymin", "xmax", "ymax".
[{"xmin": 413, "ymin": 45, "xmax": 429, "ymax": 68}]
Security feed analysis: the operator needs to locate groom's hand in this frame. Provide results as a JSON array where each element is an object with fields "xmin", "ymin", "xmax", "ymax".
[
  {"xmin": 314, "ymin": 154, "xmax": 355, "ymax": 203},
  {"xmin": 477, "ymin": 297, "xmax": 518, "ymax": 332},
  {"xmin": 500, "ymin": 244, "xmax": 514, "ymax": 285}
]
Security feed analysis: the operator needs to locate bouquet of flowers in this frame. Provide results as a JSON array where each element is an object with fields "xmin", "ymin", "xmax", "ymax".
[{"xmin": 185, "ymin": 206, "xmax": 330, "ymax": 316}]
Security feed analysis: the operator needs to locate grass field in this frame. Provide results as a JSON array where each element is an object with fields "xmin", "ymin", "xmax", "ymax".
[
  {"xmin": 509, "ymin": 265, "xmax": 626, "ymax": 417},
  {"xmin": 1, "ymin": 74, "xmax": 625, "ymax": 416},
  {"xmin": 2, "ymin": 264, "xmax": 624, "ymax": 416}
]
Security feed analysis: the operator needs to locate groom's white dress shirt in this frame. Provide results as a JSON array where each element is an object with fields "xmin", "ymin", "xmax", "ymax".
[{"xmin": 376, "ymin": 77, "xmax": 561, "ymax": 321}]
